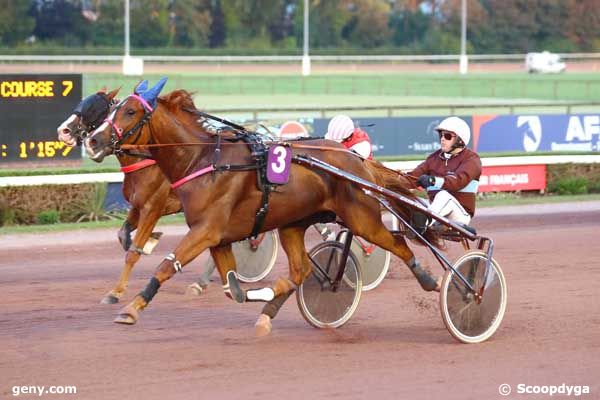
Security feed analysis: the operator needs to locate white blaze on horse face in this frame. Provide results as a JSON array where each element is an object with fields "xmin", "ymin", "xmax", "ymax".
[
  {"xmin": 57, "ymin": 114, "xmax": 78, "ymax": 147},
  {"xmin": 85, "ymin": 109, "xmax": 115, "ymax": 159},
  {"xmin": 88, "ymin": 107, "xmax": 116, "ymax": 144}
]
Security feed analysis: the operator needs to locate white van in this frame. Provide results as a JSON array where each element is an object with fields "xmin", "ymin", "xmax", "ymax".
[{"xmin": 525, "ymin": 51, "xmax": 566, "ymax": 73}]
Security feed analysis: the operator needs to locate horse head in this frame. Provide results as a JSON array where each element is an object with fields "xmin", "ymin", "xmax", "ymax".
[
  {"xmin": 86, "ymin": 78, "xmax": 167, "ymax": 162},
  {"xmin": 57, "ymin": 87, "xmax": 120, "ymax": 147}
]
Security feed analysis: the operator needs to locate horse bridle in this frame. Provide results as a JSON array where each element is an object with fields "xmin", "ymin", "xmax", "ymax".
[
  {"xmin": 72, "ymin": 94, "xmax": 118, "ymax": 143},
  {"xmin": 102, "ymin": 94, "xmax": 155, "ymax": 153}
]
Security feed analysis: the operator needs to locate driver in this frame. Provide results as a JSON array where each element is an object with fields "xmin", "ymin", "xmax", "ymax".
[
  {"xmin": 317, "ymin": 115, "xmax": 373, "ymax": 241},
  {"xmin": 410, "ymin": 116, "xmax": 481, "ymax": 230},
  {"xmin": 324, "ymin": 115, "xmax": 373, "ymax": 159}
]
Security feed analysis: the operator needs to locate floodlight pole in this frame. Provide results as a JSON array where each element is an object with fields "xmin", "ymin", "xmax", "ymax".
[
  {"xmin": 125, "ymin": 0, "xmax": 130, "ymax": 57},
  {"xmin": 302, "ymin": 0, "xmax": 311, "ymax": 76},
  {"xmin": 459, "ymin": 0, "xmax": 468, "ymax": 74}
]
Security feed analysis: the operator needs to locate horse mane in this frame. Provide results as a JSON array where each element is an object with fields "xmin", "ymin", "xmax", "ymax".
[
  {"xmin": 158, "ymin": 89, "xmax": 239, "ymax": 138},
  {"xmin": 160, "ymin": 89, "xmax": 198, "ymax": 114}
]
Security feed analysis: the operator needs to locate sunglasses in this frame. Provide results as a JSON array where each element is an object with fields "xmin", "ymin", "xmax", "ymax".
[{"xmin": 438, "ymin": 131, "xmax": 456, "ymax": 141}]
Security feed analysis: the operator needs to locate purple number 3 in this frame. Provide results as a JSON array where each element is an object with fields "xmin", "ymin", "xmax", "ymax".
[{"xmin": 271, "ymin": 146, "xmax": 287, "ymax": 173}]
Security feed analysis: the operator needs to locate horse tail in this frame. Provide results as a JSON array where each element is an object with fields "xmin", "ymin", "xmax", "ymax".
[{"xmin": 363, "ymin": 159, "xmax": 442, "ymax": 248}]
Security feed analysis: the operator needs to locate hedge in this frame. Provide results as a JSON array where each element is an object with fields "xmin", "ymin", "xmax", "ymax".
[{"xmin": 1, "ymin": 163, "xmax": 599, "ymax": 226}]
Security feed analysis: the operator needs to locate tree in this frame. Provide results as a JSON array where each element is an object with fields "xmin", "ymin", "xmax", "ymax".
[
  {"xmin": 130, "ymin": 0, "xmax": 170, "ymax": 48},
  {"xmin": 389, "ymin": 6, "xmax": 431, "ymax": 48},
  {"xmin": 565, "ymin": 0, "xmax": 600, "ymax": 51},
  {"xmin": 169, "ymin": 0, "xmax": 212, "ymax": 47},
  {"xmin": 303, "ymin": 0, "xmax": 352, "ymax": 48},
  {"xmin": 90, "ymin": 0, "xmax": 123, "ymax": 47},
  {"xmin": 209, "ymin": 0, "xmax": 226, "ymax": 48},
  {"xmin": 29, "ymin": 0, "xmax": 91, "ymax": 46},
  {"xmin": 0, "ymin": 1, "xmax": 35, "ymax": 45},
  {"xmin": 345, "ymin": 0, "xmax": 392, "ymax": 48}
]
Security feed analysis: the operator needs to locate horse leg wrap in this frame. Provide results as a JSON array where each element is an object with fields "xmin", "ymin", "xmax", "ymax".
[
  {"xmin": 139, "ymin": 277, "xmax": 161, "ymax": 303},
  {"xmin": 407, "ymin": 257, "xmax": 438, "ymax": 292},
  {"xmin": 142, "ymin": 232, "xmax": 163, "ymax": 255},
  {"xmin": 262, "ymin": 290, "xmax": 295, "ymax": 319},
  {"xmin": 118, "ymin": 220, "xmax": 134, "ymax": 252},
  {"xmin": 246, "ymin": 288, "xmax": 275, "ymax": 302},
  {"xmin": 223, "ymin": 270, "xmax": 246, "ymax": 303},
  {"xmin": 165, "ymin": 253, "xmax": 183, "ymax": 273}
]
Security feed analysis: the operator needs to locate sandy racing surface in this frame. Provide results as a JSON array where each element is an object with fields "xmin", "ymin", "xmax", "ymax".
[{"xmin": 1, "ymin": 202, "xmax": 599, "ymax": 399}]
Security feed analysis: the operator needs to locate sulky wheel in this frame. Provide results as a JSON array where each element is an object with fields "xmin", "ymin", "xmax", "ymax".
[
  {"xmin": 440, "ymin": 250, "xmax": 507, "ymax": 344},
  {"xmin": 201, "ymin": 231, "xmax": 278, "ymax": 284},
  {"xmin": 339, "ymin": 232, "xmax": 390, "ymax": 291},
  {"xmin": 297, "ymin": 241, "xmax": 362, "ymax": 329},
  {"xmin": 233, "ymin": 231, "xmax": 279, "ymax": 283}
]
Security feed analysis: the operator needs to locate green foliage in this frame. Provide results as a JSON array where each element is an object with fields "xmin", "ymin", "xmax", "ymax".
[
  {"xmin": 169, "ymin": 0, "xmax": 212, "ymax": 47},
  {"xmin": 0, "ymin": 1, "xmax": 35, "ymax": 45},
  {"xmin": 130, "ymin": 0, "xmax": 170, "ymax": 47},
  {"xmin": 0, "ymin": 206, "xmax": 16, "ymax": 227},
  {"xmin": 547, "ymin": 177, "xmax": 588, "ymax": 195},
  {"xmin": 0, "ymin": 183, "xmax": 107, "ymax": 225},
  {"xmin": 36, "ymin": 210, "xmax": 60, "ymax": 225},
  {"xmin": 72, "ymin": 183, "xmax": 111, "ymax": 222},
  {"xmin": 345, "ymin": 0, "xmax": 392, "ymax": 48},
  {"xmin": 2, "ymin": 0, "xmax": 600, "ymax": 52},
  {"xmin": 589, "ymin": 178, "xmax": 600, "ymax": 194}
]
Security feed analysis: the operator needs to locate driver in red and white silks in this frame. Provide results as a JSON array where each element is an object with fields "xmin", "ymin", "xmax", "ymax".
[
  {"xmin": 410, "ymin": 116, "xmax": 481, "ymax": 226},
  {"xmin": 325, "ymin": 115, "xmax": 373, "ymax": 160}
]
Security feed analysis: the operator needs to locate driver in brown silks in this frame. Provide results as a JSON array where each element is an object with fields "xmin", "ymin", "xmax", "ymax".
[{"xmin": 410, "ymin": 116, "xmax": 482, "ymax": 232}]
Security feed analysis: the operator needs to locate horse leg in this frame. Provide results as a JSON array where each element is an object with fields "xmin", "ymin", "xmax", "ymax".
[
  {"xmin": 118, "ymin": 207, "xmax": 140, "ymax": 251},
  {"xmin": 100, "ymin": 206, "xmax": 162, "ymax": 304},
  {"xmin": 254, "ymin": 225, "xmax": 311, "ymax": 337},
  {"xmin": 207, "ymin": 245, "xmax": 255, "ymax": 303},
  {"xmin": 114, "ymin": 225, "xmax": 220, "ymax": 325},
  {"xmin": 342, "ymin": 207, "xmax": 440, "ymax": 292},
  {"xmin": 185, "ymin": 257, "xmax": 215, "ymax": 296}
]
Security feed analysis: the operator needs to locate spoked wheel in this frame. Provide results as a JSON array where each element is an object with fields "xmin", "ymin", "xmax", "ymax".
[
  {"xmin": 297, "ymin": 241, "xmax": 362, "ymax": 329},
  {"xmin": 339, "ymin": 232, "xmax": 390, "ymax": 291},
  {"xmin": 233, "ymin": 231, "xmax": 279, "ymax": 283},
  {"xmin": 440, "ymin": 250, "xmax": 507, "ymax": 344}
]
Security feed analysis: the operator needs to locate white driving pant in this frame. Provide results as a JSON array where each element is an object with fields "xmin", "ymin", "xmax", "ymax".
[{"xmin": 428, "ymin": 190, "xmax": 471, "ymax": 225}]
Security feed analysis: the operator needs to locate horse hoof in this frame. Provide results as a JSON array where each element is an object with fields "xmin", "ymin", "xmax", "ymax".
[
  {"xmin": 434, "ymin": 276, "xmax": 442, "ymax": 293},
  {"xmin": 100, "ymin": 293, "xmax": 120, "ymax": 304},
  {"xmin": 254, "ymin": 314, "xmax": 272, "ymax": 337},
  {"xmin": 113, "ymin": 306, "xmax": 139, "ymax": 325},
  {"xmin": 185, "ymin": 283, "xmax": 207, "ymax": 297}
]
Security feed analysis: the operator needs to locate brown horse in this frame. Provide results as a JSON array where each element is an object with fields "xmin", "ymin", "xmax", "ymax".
[
  {"xmin": 86, "ymin": 80, "xmax": 440, "ymax": 335},
  {"xmin": 57, "ymin": 88, "xmax": 187, "ymax": 304}
]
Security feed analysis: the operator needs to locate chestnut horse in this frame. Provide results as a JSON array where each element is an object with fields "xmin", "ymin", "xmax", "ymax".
[
  {"xmin": 58, "ymin": 88, "xmax": 197, "ymax": 304},
  {"xmin": 86, "ymin": 79, "xmax": 440, "ymax": 336}
]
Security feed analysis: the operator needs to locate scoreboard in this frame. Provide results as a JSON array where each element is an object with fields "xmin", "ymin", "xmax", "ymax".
[{"xmin": 0, "ymin": 74, "xmax": 82, "ymax": 163}]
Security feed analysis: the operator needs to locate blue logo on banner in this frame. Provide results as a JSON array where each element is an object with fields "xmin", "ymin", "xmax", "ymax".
[{"xmin": 477, "ymin": 114, "xmax": 600, "ymax": 152}]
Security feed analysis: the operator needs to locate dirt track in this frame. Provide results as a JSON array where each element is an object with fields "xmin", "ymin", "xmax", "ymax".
[{"xmin": 1, "ymin": 204, "xmax": 599, "ymax": 400}]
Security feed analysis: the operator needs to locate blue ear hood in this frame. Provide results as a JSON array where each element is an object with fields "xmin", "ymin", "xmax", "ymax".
[
  {"xmin": 139, "ymin": 77, "xmax": 168, "ymax": 108},
  {"xmin": 134, "ymin": 80, "xmax": 149, "ymax": 94}
]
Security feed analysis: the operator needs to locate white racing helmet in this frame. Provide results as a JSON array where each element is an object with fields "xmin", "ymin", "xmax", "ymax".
[
  {"xmin": 436, "ymin": 116, "xmax": 471, "ymax": 147},
  {"xmin": 325, "ymin": 115, "xmax": 355, "ymax": 142}
]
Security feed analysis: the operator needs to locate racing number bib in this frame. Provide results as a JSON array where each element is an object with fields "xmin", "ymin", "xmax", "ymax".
[{"xmin": 266, "ymin": 144, "xmax": 292, "ymax": 184}]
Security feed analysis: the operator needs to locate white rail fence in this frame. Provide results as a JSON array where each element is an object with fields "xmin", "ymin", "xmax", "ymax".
[
  {"xmin": 2, "ymin": 155, "xmax": 600, "ymax": 187},
  {"xmin": 1, "ymin": 53, "xmax": 600, "ymax": 64}
]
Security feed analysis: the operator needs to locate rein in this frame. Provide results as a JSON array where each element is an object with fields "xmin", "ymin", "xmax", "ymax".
[
  {"xmin": 119, "ymin": 141, "xmax": 419, "ymax": 182},
  {"xmin": 120, "ymin": 159, "xmax": 157, "ymax": 174}
]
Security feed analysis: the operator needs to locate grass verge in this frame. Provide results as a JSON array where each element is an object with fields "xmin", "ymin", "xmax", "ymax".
[{"xmin": 2, "ymin": 193, "xmax": 599, "ymax": 235}]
